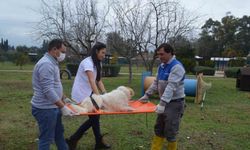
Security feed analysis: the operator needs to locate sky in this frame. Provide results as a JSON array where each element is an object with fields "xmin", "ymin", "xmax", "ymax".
[{"xmin": 0, "ymin": 0, "xmax": 250, "ymax": 47}]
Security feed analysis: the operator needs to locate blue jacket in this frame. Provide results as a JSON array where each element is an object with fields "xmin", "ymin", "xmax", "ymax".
[{"xmin": 146, "ymin": 57, "xmax": 185, "ymax": 103}]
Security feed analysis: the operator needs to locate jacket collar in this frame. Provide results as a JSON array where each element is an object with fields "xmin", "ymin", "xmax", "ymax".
[
  {"xmin": 160, "ymin": 57, "xmax": 175, "ymax": 68},
  {"xmin": 45, "ymin": 52, "xmax": 59, "ymax": 65}
]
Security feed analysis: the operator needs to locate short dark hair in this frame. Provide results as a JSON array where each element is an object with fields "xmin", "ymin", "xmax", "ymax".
[
  {"xmin": 156, "ymin": 43, "xmax": 174, "ymax": 55},
  {"xmin": 48, "ymin": 39, "xmax": 64, "ymax": 51}
]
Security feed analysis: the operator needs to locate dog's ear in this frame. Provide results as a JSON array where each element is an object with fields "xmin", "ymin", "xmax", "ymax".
[
  {"xmin": 130, "ymin": 88, "xmax": 135, "ymax": 97},
  {"xmin": 126, "ymin": 87, "xmax": 135, "ymax": 97}
]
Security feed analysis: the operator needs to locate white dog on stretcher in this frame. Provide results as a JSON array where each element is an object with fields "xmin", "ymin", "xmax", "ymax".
[{"xmin": 70, "ymin": 86, "xmax": 135, "ymax": 113}]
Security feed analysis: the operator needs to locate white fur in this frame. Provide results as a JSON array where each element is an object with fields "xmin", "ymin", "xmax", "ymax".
[
  {"xmin": 70, "ymin": 104, "xmax": 88, "ymax": 113},
  {"xmin": 79, "ymin": 94, "xmax": 103, "ymax": 113},
  {"xmin": 71, "ymin": 86, "xmax": 134, "ymax": 113},
  {"xmin": 101, "ymin": 86, "xmax": 134, "ymax": 112}
]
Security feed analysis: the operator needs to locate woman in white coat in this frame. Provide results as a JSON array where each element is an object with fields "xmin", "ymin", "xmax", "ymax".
[{"xmin": 66, "ymin": 42, "xmax": 110, "ymax": 150}]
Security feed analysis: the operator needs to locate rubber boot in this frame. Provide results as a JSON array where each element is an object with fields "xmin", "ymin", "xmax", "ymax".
[
  {"xmin": 150, "ymin": 135, "xmax": 164, "ymax": 150},
  {"xmin": 167, "ymin": 141, "xmax": 177, "ymax": 150}
]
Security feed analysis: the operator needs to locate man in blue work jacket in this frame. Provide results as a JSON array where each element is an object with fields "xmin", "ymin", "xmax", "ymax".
[{"xmin": 140, "ymin": 43, "xmax": 185, "ymax": 150}]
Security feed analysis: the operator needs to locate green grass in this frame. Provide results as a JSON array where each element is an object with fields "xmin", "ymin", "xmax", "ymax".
[
  {"xmin": 0, "ymin": 62, "xmax": 158, "ymax": 74},
  {"xmin": 0, "ymin": 63, "xmax": 250, "ymax": 149}
]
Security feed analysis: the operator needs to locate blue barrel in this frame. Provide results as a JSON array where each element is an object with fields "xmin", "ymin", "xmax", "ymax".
[
  {"xmin": 141, "ymin": 71, "xmax": 152, "ymax": 96},
  {"xmin": 184, "ymin": 79, "xmax": 197, "ymax": 96}
]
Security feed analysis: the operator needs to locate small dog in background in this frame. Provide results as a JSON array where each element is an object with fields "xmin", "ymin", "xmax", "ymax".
[{"xmin": 68, "ymin": 86, "xmax": 135, "ymax": 113}]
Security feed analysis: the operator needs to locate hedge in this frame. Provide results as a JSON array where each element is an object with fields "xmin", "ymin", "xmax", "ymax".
[
  {"xmin": 102, "ymin": 64, "xmax": 121, "ymax": 77},
  {"xmin": 66, "ymin": 63, "xmax": 79, "ymax": 76},
  {"xmin": 224, "ymin": 67, "xmax": 241, "ymax": 78},
  {"xmin": 66, "ymin": 63, "xmax": 121, "ymax": 77},
  {"xmin": 178, "ymin": 58, "xmax": 196, "ymax": 74},
  {"xmin": 193, "ymin": 66, "xmax": 215, "ymax": 76},
  {"xmin": 198, "ymin": 60, "xmax": 215, "ymax": 68}
]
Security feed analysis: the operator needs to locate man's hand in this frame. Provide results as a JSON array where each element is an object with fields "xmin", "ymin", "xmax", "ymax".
[
  {"xmin": 61, "ymin": 105, "xmax": 78, "ymax": 116},
  {"xmin": 139, "ymin": 94, "xmax": 149, "ymax": 103},
  {"xmin": 155, "ymin": 101, "xmax": 166, "ymax": 114}
]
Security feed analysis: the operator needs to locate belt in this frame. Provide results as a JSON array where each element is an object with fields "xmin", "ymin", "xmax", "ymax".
[
  {"xmin": 171, "ymin": 98, "xmax": 184, "ymax": 102},
  {"xmin": 90, "ymin": 93, "xmax": 100, "ymax": 110}
]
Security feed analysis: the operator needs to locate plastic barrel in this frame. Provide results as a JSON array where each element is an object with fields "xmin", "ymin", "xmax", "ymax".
[
  {"xmin": 141, "ymin": 71, "xmax": 152, "ymax": 96},
  {"xmin": 184, "ymin": 79, "xmax": 197, "ymax": 96},
  {"xmin": 142, "ymin": 74, "xmax": 197, "ymax": 97}
]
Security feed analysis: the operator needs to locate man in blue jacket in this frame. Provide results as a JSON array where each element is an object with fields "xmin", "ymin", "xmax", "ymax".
[
  {"xmin": 140, "ymin": 43, "xmax": 185, "ymax": 150},
  {"xmin": 31, "ymin": 39, "xmax": 76, "ymax": 150}
]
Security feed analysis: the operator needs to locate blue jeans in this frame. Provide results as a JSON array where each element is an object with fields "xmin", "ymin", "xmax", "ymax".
[{"xmin": 32, "ymin": 106, "xmax": 68, "ymax": 150}]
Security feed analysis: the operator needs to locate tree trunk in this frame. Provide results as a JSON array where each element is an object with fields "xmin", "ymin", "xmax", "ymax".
[
  {"xmin": 128, "ymin": 59, "xmax": 132, "ymax": 84},
  {"xmin": 148, "ymin": 51, "xmax": 157, "ymax": 74}
]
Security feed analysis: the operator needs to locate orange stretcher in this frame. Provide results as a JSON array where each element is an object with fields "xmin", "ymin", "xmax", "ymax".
[{"xmin": 66, "ymin": 100, "xmax": 156, "ymax": 115}]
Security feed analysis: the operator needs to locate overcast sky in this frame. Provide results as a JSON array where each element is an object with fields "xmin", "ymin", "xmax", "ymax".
[{"xmin": 0, "ymin": 0, "xmax": 250, "ymax": 47}]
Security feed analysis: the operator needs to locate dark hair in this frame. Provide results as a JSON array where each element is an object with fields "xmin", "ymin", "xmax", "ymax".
[
  {"xmin": 48, "ymin": 39, "xmax": 64, "ymax": 51},
  {"xmin": 90, "ymin": 42, "xmax": 106, "ymax": 81},
  {"xmin": 156, "ymin": 43, "xmax": 174, "ymax": 55}
]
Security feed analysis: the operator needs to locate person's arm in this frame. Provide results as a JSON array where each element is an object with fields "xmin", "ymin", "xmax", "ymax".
[
  {"xmin": 39, "ymin": 63, "xmax": 63, "ymax": 106},
  {"xmin": 145, "ymin": 79, "xmax": 158, "ymax": 96},
  {"xmin": 86, "ymin": 70, "xmax": 100, "ymax": 95},
  {"xmin": 39, "ymin": 63, "xmax": 75, "ymax": 115},
  {"xmin": 97, "ymin": 80, "xmax": 106, "ymax": 94},
  {"xmin": 55, "ymin": 100, "xmax": 65, "ymax": 108}
]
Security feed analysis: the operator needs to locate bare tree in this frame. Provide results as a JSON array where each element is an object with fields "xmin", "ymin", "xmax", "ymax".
[
  {"xmin": 35, "ymin": 0, "xmax": 110, "ymax": 58},
  {"xmin": 69, "ymin": 0, "xmax": 110, "ymax": 55},
  {"xmin": 110, "ymin": 0, "xmax": 199, "ymax": 74},
  {"xmin": 110, "ymin": 0, "xmax": 152, "ymax": 83},
  {"xmin": 145, "ymin": 0, "xmax": 199, "ymax": 73},
  {"xmin": 107, "ymin": 32, "xmax": 137, "ymax": 84}
]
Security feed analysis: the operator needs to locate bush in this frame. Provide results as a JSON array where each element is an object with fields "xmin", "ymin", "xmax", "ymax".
[
  {"xmin": 193, "ymin": 66, "xmax": 215, "ymax": 75},
  {"xmin": 179, "ymin": 58, "xmax": 196, "ymax": 74},
  {"xmin": 102, "ymin": 64, "xmax": 121, "ymax": 77},
  {"xmin": 224, "ymin": 67, "xmax": 241, "ymax": 78},
  {"xmin": 66, "ymin": 63, "xmax": 79, "ymax": 76},
  {"xmin": 228, "ymin": 58, "xmax": 246, "ymax": 67},
  {"xmin": 198, "ymin": 60, "xmax": 215, "ymax": 67},
  {"xmin": 65, "ymin": 63, "xmax": 121, "ymax": 77}
]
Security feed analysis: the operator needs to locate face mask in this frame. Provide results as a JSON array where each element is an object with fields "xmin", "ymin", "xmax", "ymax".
[{"xmin": 57, "ymin": 52, "xmax": 66, "ymax": 62}]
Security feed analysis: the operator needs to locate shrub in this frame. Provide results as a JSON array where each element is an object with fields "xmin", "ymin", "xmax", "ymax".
[
  {"xmin": 102, "ymin": 64, "xmax": 121, "ymax": 77},
  {"xmin": 224, "ymin": 67, "xmax": 241, "ymax": 78},
  {"xmin": 193, "ymin": 66, "xmax": 215, "ymax": 75},
  {"xmin": 66, "ymin": 63, "xmax": 79, "ymax": 76},
  {"xmin": 178, "ymin": 58, "xmax": 196, "ymax": 74},
  {"xmin": 65, "ymin": 63, "xmax": 121, "ymax": 77},
  {"xmin": 198, "ymin": 60, "xmax": 215, "ymax": 68},
  {"xmin": 228, "ymin": 58, "xmax": 246, "ymax": 67}
]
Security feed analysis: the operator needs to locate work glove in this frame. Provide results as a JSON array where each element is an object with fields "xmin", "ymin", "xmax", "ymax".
[
  {"xmin": 61, "ymin": 105, "xmax": 77, "ymax": 116},
  {"xmin": 155, "ymin": 101, "xmax": 166, "ymax": 114},
  {"xmin": 139, "ymin": 94, "xmax": 149, "ymax": 103}
]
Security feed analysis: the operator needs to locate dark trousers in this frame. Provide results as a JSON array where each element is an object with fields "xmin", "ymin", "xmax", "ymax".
[
  {"xmin": 154, "ymin": 99, "xmax": 185, "ymax": 142},
  {"xmin": 69, "ymin": 115, "xmax": 102, "ymax": 143}
]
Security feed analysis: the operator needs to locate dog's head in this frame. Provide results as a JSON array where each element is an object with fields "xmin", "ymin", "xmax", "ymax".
[{"xmin": 117, "ymin": 86, "xmax": 135, "ymax": 99}]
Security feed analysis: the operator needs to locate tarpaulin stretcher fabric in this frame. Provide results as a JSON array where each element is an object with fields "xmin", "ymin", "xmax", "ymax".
[{"xmin": 66, "ymin": 100, "xmax": 156, "ymax": 115}]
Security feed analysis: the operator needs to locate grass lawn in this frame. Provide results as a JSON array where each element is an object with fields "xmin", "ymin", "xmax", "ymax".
[{"xmin": 0, "ymin": 63, "xmax": 250, "ymax": 150}]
